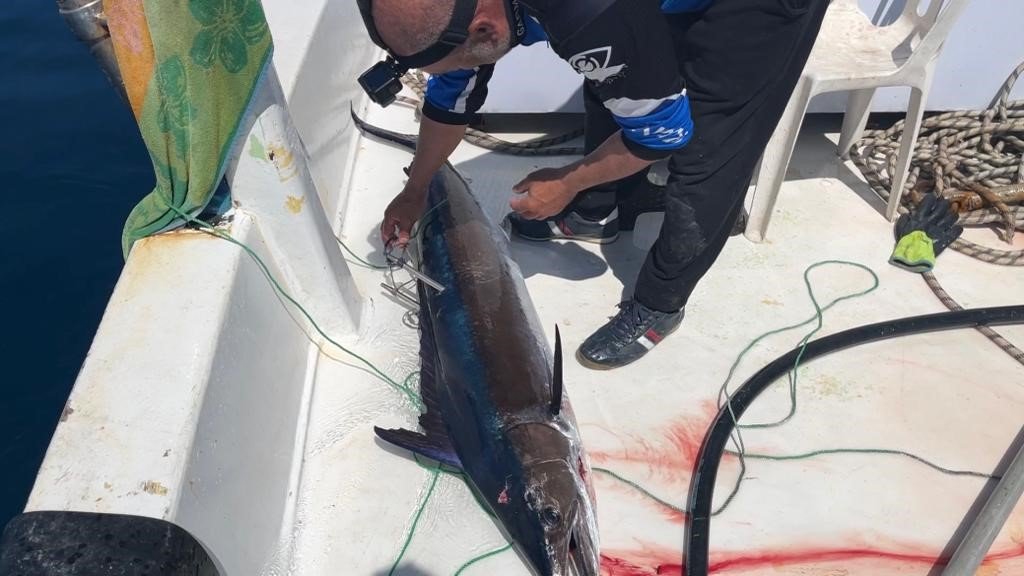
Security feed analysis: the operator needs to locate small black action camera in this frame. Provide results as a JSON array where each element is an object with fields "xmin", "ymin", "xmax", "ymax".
[{"xmin": 358, "ymin": 58, "xmax": 405, "ymax": 108}]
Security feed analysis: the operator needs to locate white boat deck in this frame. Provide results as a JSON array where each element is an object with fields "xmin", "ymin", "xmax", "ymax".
[
  {"xmin": 16, "ymin": 3, "xmax": 1024, "ymax": 575},
  {"xmin": 285, "ymin": 97, "xmax": 1024, "ymax": 575}
]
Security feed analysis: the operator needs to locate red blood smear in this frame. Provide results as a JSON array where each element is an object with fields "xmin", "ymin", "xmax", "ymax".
[
  {"xmin": 600, "ymin": 541, "xmax": 1024, "ymax": 575},
  {"xmin": 588, "ymin": 404, "xmax": 1024, "ymax": 573},
  {"xmin": 658, "ymin": 506, "xmax": 687, "ymax": 525},
  {"xmin": 602, "ymin": 552, "xmax": 679, "ymax": 576},
  {"xmin": 590, "ymin": 401, "xmax": 721, "ymax": 485},
  {"xmin": 589, "ymin": 402, "xmax": 722, "ymax": 524}
]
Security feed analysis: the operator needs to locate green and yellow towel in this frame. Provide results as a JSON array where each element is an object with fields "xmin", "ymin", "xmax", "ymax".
[{"xmin": 105, "ymin": 0, "xmax": 273, "ymax": 257}]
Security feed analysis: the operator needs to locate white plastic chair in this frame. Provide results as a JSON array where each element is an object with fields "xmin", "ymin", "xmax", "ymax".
[{"xmin": 744, "ymin": 0, "xmax": 971, "ymax": 242}]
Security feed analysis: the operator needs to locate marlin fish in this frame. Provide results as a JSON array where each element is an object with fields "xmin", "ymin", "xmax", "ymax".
[{"xmin": 353, "ymin": 110, "xmax": 600, "ymax": 576}]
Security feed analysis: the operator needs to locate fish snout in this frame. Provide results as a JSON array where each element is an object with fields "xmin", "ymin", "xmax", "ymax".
[
  {"xmin": 540, "ymin": 507, "xmax": 599, "ymax": 576},
  {"xmin": 567, "ymin": 517, "xmax": 601, "ymax": 576}
]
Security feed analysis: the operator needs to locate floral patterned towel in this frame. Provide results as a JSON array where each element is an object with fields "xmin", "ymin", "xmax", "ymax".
[{"xmin": 105, "ymin": 0, "xmax": 273, "ymax": 257}]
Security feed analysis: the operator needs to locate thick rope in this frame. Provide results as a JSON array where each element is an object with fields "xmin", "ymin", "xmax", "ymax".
[
  {"xmin": 951, "ymin": 205, "xmax": 1024, "ymax": 266},
  {"xmin": 923, "ymin": 271, "xmax": 1024, "ymax": 367},
  {"xmin": 848, "ymin": 60, "xmax": 1024, "ymax": 266},
  {"xmin": 846, "ymin": 61, "xmax": 1024, "ymax": 368}
]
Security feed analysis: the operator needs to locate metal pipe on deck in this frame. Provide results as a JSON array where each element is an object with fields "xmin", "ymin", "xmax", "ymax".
[
  {"xmin": 57, "ymin": 0, "xmax": 128, "ymax": 103},
  {"xmin": 941, "ymin": 425, "xmax": 1024, "ymax": 576}
]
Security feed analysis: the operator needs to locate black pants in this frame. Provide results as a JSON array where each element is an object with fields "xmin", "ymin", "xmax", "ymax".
[{"xmin": 568, "ymin": 0, "xmax": 830, "ymax": 313}]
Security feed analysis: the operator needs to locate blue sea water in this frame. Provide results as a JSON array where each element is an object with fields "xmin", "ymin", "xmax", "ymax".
[{"xmin": 0, "ymin": 1, "xmax": 155, "ymax": 528}]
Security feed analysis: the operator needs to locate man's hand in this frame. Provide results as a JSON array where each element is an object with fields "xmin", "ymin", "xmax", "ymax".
[
  {"xmin": 380, "ymin": 115, "xmax": 467, "ymax": 248},
  {"xmin": 380, "ymin": 187, "xmax": 428, "ymax": 248},
  {"xmin": 509, "ymin": 132, "xmax": 657, "ymax": 220},
  {"xmin": 510, "ymin": 166, "xmax": 578, "ymax": 220}
]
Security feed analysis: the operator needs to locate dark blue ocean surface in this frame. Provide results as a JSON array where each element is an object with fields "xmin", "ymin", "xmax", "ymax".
[{"xmin": 0, "ymin": 1, "xmax": 154, "ymax": 528}]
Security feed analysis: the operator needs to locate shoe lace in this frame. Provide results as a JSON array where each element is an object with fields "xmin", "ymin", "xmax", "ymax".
[{"xmin": 609, "ymin": 300, "xmax": 650, "ymax": 340}]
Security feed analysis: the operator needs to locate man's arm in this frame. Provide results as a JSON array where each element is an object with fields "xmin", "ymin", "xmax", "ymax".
[
  {"xmin": 510, "ymin": 131, "xmax": 652, "ymax": 219},
  {"xmin": 564, "ymin": 131, "xmax": 653, "ymax": 192},
  {"xmin": 511, "ymin": 0, "xmax": 692, "ymax": 218},
  {"xmin": 405, "ymin": 115, "xmax": 466, "ymax": 191},
  {"xmin": 559, "ymin": 87, "xmax": 696, "ymax": 193},
  {"xmin": 405, "ymin": 64, "xmax": 497, "ymax": 190},
  {"xmin": 380, "ymin": 115, "xmax": 466, "ymax": 246},
  {"xmin": 420, "ymin": 65, "xmax": 494, "ymax": 125},
  {"xmin": 381, "ymin": 66, "xmax": 496, "ymax": 246}
]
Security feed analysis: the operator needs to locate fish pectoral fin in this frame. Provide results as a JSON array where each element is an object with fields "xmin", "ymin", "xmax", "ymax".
[{"xmin": 373, "ymin": 426, "xmax": 463, "ymax": 470}]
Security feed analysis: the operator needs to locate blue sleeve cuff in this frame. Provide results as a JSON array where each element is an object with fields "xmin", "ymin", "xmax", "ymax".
[
  {"xmin": 421, "ymin": 100, "xmax": 472, "ymax": 125},
  {"xmin": 660, "ymin": 0, "xmax": 714, "ymax": 13},
  {"xmin": 614, "ymin": 94, "xmax": 694, "ymax": 159},
  {"xmin": 424, "ymin": 69, "xmax": 474, "ymax": 109}
]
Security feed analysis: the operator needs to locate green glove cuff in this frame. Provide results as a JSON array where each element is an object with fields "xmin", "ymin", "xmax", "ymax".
[{"xmin": 889, "ymin": 230, "xmax": 936, "ymax": 273}]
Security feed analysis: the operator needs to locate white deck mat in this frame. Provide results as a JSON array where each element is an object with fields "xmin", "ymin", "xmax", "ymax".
[{"xmin": 281, "ymin": 101, "xmax": 1024, "ymax": 576}]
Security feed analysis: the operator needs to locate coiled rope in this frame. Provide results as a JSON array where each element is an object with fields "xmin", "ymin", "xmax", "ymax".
[
  {"xmin": 848, "ymin": 60, "xmax": 1024, "ymax": 266},
  {"xmin": 847, "ymin": 60, "xmax": 1024, "ymax": 367}
]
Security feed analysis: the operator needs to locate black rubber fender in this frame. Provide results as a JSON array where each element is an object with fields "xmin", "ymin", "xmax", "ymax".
[{"xmin": 0, "ymin": 510, "xmax": 221, "ymax": 576}]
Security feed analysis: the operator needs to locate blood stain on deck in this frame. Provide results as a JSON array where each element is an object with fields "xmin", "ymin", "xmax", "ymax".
[{"xmin": 600, "ymin": 541, "xmax": 1024, "ymax": 575}]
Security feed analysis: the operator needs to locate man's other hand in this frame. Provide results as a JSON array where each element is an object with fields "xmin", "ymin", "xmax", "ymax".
[{"xmin": 510, "ymin": 166, "xmax": 578, "ymax": 220}]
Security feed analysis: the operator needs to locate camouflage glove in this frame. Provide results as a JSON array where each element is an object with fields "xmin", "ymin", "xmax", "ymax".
[{"xmin": 889, "ymin": 194, "xmax": 963, "ymax": 273}]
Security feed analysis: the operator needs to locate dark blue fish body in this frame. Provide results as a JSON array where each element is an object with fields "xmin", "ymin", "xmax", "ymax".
[{"xmin": 354, "ymin": 110, "xmax": 600, "ymax": 576}]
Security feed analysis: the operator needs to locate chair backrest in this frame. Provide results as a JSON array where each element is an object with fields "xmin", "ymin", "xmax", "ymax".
[{"xmin": 897, "ymin": 0, "xmax": 971, "ymax": 67}]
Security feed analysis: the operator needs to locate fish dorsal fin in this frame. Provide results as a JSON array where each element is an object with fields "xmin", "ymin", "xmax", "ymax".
[
  {"xmin": 415, "ymin": 279, "xmax": 444, "ymax": 419},
  {"xmin": 550, "ymin": 325, "xmax": 563, "ymax": 416},
  {"xmin": 413, "ymin": 279, "xmax": 456, "ymax": 450}
]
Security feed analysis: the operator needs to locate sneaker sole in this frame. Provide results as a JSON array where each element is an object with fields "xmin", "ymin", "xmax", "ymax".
[
  {"xmin": 513, "ymin": 232, "xmax": 620, "ymax": 245},
  {"xmin": 574, "ymin": 348, "xmax": 620, "ymax": 371}
]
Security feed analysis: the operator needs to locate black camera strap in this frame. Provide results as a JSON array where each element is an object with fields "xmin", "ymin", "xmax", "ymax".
[
  {"xmin": 357, "ymin": 0, "xmax": 573, "ymax": 107},
  {"xmin": 358, "ymin": 0, "xmax": 479, "ymax": 71},
  {"xmin": 506, "ymin": 0, "xmax": 528, "ymax": 47}
]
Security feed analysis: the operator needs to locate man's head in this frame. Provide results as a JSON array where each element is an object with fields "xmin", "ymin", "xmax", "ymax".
[{"xmin": 367, "ymin": 0, "xmax": 514, "ymax": 73}]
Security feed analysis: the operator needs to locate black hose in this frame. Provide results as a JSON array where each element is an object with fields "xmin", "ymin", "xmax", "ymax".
[{"xmin": 684, "ymin": 305, "xmax": 1024, "ymax": 576}]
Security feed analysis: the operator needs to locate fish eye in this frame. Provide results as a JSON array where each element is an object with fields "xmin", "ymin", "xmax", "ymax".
[{"xmin": 541, "ymin": 506, "xmax": 561, "ymax": 527}]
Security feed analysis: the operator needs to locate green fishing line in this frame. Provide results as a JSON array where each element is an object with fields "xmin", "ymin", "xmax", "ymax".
[
  {"xmin": 335, "ymin": 234, "xmax": 388, "ymax": 269},
  {"xmin": 164, "ymin": 206, "xmax": 423, "ymax": 411},
  {"xmin": 388, "ymin": 462, "xmax": 443, "ymax": 576},
  {"xmin": 453, "ymin": 545, "xmax": 514, "ymax": 575},
  {"xmin": 160, "ymin": 205, "xmax": 996, "ymax": 574}
]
